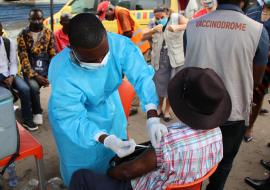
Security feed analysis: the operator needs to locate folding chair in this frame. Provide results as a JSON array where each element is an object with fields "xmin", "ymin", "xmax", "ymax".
[{"xmin": 165, "ymin": 165, "xmax": 218, "ymax": 190}]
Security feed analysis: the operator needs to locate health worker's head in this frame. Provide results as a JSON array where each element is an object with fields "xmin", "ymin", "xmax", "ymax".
[{"xmin": 68, "ymin": 13, "xmax": 109, "ymax": 65}]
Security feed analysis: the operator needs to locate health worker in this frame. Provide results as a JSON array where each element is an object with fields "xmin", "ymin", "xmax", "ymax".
[{"xmin": 48, "ymin": 13, "xmax": 168, "ymax": 186}]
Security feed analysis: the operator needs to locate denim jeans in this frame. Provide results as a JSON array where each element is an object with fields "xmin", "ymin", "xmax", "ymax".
[
  {"xmin": 13, "ymin": 76, "xmax": 33, "ymax": 122},
  {"xmin": 70, "ymin": 169, "xmax": 133, "ymax": 190},
  {"xmin": 206, "ymin": 120, "xmax": 246, "ymax": 190},
  {"xmin": 0, "ymin": 74, "xmax": 33, "ymax": 122},
  {"xmin": 24, "ymin": 78, "xmax": 42, "ymax": 115}
]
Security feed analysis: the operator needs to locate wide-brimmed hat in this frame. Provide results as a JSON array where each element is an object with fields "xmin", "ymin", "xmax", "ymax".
[{"xmin": 168, "ymin": 67, "xmax": 232, "ymax": 130}]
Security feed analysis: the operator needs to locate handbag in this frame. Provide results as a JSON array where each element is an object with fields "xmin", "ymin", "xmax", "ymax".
[{"xmin": 30, "ymin": 52, "xmax": 50, "ymax": 77}]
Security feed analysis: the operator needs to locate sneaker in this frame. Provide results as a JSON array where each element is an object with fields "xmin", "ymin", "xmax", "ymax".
[
  {"xmin": 22, "ymin": 121, "xmax": 39, "ymax": 131},
  {"xmin": 33, "ymin": 114, "xmax": 43, "ymax": 125}
]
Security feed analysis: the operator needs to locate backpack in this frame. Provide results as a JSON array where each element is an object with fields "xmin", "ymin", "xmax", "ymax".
[
  {"xmin": 2, "ymin": 37, "xmax": 10, "ymax": 63},
  {"xmin": 0, "ymin": 87, "xmax": 20, "ymax": 176}
]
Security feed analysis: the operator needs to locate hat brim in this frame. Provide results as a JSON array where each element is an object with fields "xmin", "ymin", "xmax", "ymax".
[{"xmin": 168, "ymin": 68, "xmax": 232, "ymax": 130}]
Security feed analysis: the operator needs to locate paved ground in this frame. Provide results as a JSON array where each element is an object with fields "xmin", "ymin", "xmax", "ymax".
[{"xmin": 1, "ymin": 5, "xmax": 270, "ymax": 189}]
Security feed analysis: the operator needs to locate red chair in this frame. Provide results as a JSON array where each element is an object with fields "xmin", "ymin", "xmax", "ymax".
[
  {"xmin": 165, "ymin": 165, "xmax": 218, "ymax": 190},
  {"xmin": 118, "ymin": 79, "xmax": 136, "ymax": 120},
  {"xmin": 0, "ymin": 122, "xmax": 45, "ymax": 190}
]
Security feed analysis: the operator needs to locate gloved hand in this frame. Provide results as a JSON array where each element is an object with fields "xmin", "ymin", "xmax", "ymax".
[
  {"xmin": 147, "ymin": 117, "xmax": 168, "ymax": 148},
  {"xmin": 104, "ymin": 135, "xmax": 136, "ymax": 158}
]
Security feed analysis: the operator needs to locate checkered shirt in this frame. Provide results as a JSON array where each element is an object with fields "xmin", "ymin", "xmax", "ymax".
[{"xmin": 131, "ymin": 122, "xmax": 223, "ymax": 190}]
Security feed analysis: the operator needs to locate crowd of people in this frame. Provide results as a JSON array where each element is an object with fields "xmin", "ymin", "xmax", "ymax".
[
  {"xmin": 0, "ymin": 9, "xmax": 72, "ymax": 131},
  {"xmin": 0, "ymin": 0, "xmax": 270, "ymax": 189}
]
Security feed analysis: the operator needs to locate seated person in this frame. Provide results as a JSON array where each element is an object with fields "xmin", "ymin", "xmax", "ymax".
[
  {"xmin": 0, "ymin": 22, "xmax": 37, "ymax": 130},
  {"xmin": 69, "ymin": 67, "xmax": 232, "ymax": 190}
]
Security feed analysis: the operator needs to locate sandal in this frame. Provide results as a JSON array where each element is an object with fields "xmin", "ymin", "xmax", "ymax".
[
  {"xmin": 158, "ymin": 111, "xmax": 164, "ymax": 118},
  {"xmin": 164, "ymin": 113, "xmax": 172, "ymax": 122}
]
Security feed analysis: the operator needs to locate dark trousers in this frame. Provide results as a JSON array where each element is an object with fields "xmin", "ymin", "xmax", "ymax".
[
  {"xmin": 0, "ymin": 74, "xmax": 33, "ymax": 122},
  {"xmin": 206, "ymin": 120, "xmax": 246, "ymax": 190},
  {"xmin": 69, "ymin": 169, "xmax": 133, "ymax": 190},
  {"xmin": 24, "ymin": 78, "xmax": 42, "ymax": 114}
]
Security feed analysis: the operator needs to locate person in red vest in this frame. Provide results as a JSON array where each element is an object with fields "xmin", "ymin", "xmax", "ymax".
[
  {"xmin": 97, "ymin": 1, "xmax": 150, "ymax": 54},
  {"xmin": 54, "ymin": 13, "xmax": 72, "ymax": 53}
]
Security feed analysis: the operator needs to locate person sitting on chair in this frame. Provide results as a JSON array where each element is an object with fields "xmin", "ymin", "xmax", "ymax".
[{"xmin": 69, "ymin": 67, "xmax": 231, "ymax": 190}]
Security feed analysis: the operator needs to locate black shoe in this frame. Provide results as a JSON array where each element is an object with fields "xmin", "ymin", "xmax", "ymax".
[
  {"xmin": 260, "ymin": 108, "xmax": 269, "ymax": 115},
  {"xmin": 22, "ymin": 121, "xmax": 39, "ymax": 131},
  {"xmin": 129, "ymin": 108, "xmax": 138, "ymax": 116},
  {"xmin": 260, "ymin": 160, "xmax": 270, "ymax": 171},
  {"xmin": 245, "ymin": 177, "xmax": 270, "ymax": 190},
  {"xmin": 243, "ymin": 135, "xmax": 253, "ymax": 143}
]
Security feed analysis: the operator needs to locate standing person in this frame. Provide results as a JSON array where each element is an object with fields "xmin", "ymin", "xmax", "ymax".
[
  {"xmin": 0, "ymin": 22, "xmax": 37, "ymax": 131},
  {"xmin": 17, "ymin": 9, "xmax": 56, "ymax": 126},
  {"xmin": 193, "ymin": 0, "xmax": 217, "ymax": 18},
  {"xmin": 54, "ymin": 13, "xmax": 72, "ymax": 53},
  {"xmin": 183, "ymin": 0, "xmax": 269, "ymax": 189},
  {"xmin": 97, "ymin": 1, "xmax": 150, "ymax": 54},
  {"xmin": 48, "ymin": 13, "xmax": 168, "ymax": 186},
  {"xmin": 143, "ymin": 7, "xmax": 188, "ymax": 121},
  {"xmin": 243, "ymin": 1, "xmax": 270, "ymax": 142}
]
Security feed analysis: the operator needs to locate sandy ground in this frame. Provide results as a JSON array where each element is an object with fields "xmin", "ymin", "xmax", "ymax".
[{"xmin": 1, "ymin": 16, "xmax": 270, "ymax": 190}]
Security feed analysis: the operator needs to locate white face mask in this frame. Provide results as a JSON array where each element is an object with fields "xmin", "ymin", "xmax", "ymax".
[{"xmin": 72, "ymin": 50, "xmax": 110, "ymax": 70}]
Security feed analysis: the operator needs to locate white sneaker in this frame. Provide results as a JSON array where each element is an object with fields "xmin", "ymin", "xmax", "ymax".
[{"xmin": 33, "ymin": 114, "xmax": 43, "ymax": 125}]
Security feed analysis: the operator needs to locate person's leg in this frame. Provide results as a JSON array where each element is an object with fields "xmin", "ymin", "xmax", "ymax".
[
  {"xmin": 154, "ymin": 50, "xmax": 171, "ymax": 119},
  {"xmin": 13, "ymin": 76, "xmax": 32, "ymax": 122},
  {"xmin": 25, "ymin": 78, "xmax": 42, "ymax": 115},
  {"xmin": 164, "ymin": 98, "xmax": 172, "ymax": 122},
  {"xmin": 25, "ymin": 78, "xmax": 43, "ymax": 125},
  {"xmin": 158, "ymin": 97, "xmax": 164, "ymax": 117},
  {"xmin": 244, "ymin": 91, "xmax": 265, "ymax": 142},
  {"xmin": 163, "ymin": 65, "xmax": 182, "ymax": 122},
  {"xmin": 129, "ymin": 95, "xmax": 139, "ymax": 116},
  {"xmin": 13, "ymin": 76, "xmax": 38, "ymax": 130},
  {"xmin": 69, "ymin": 169, "xmax": 133, "ymax": 190},
  {"xmin": 206, "ymin": 121, "xmax": 246, "ymax": 190}
]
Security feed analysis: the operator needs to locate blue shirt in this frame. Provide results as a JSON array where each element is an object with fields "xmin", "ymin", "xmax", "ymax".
[
  {"xmin": 246, "ymin": 5, "xmax": 270, "ymax": 93},
  {"xmin": 184, "ymin": 4, "xmax": 269, "ymax": 65}
]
